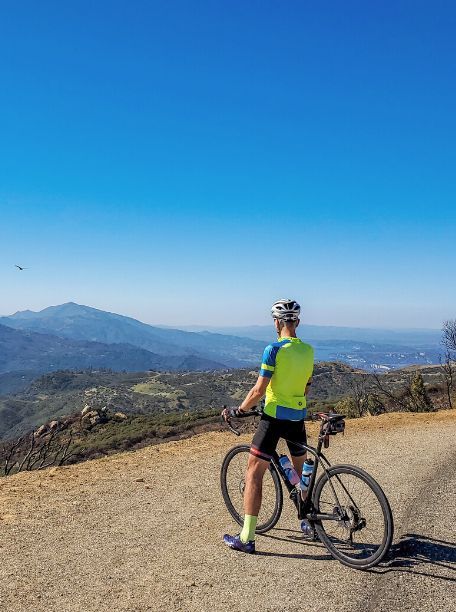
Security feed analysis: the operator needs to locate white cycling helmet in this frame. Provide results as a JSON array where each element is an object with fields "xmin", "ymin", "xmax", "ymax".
[{"xmin": 271, "ymin": 298, "xmax": 301, "ymax": 321}]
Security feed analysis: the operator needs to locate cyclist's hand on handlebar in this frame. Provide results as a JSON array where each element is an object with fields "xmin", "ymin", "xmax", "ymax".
[{"xmin": 221, "ymin": 407, "xmax": 242, "ymax": 422}]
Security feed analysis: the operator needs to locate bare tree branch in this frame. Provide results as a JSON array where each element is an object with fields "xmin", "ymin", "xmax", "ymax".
[
  {"xmin": 2, "ymin": 436, "xmax": 24, "ymax": 476},
  {"xmin": 58, "ymin": 434, "xmax": 74, "ymax": 466},
  {"xmin": 1, "ymin": 423, "xmax": 77, "ymax": 476},
  {"xmin": 17, "ymin": 433, "xmax": 36, "ymax": 472},
  {"xmin": 442, "ymin": 320, "xmax": 456, "ymax": 352},
  {"xmin": 372, "ymin": 372, "xmax": 410, "ymax": 411},
  {"xmin": 439, "ymin": 351, "xmax": 454, "ymax": 409}
]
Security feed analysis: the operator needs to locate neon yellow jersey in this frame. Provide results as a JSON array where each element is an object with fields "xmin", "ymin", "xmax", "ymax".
[{"xmin": 259, "ymin": 337, "xmax": 314, "ymax": 420}]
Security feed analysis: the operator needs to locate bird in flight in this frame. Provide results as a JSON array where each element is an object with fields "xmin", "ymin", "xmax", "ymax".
[{"xmin": 15, "ymin": 265, "xmax": 27, "ymax": 271}]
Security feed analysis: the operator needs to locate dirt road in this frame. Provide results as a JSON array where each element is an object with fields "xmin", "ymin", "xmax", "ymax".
[{"xmin": 0, "ymin": 411, "xmax": 455, "ymax": 612}]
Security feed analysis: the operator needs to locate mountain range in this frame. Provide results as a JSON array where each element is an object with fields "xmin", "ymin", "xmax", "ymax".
[
  {"xmin": 0, "ymin": 303, "xmax": 266, "ymax": 393},
  {"xmin": 0, "ymin": 303, "xmax": 264, "ymax": 365},
  {"xmin": 0, "ymin": 303, "xmax": 264, "ymax": 364},
  {"xmin": 0, "ymin": 323, "xmax": 225, "ymax": 376},
  {"xmin": 0, "ymin": 302, "xmax": 445, "ymax": 395}
]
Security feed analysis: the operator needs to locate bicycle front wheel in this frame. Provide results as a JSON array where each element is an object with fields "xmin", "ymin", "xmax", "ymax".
[
  {"xmin": 313, "ymin": 464, "xmax": 394, "ymax": 569},
  {"xmin": 220, "ymin": 445, "xmax": 283, "ymax": 534}
]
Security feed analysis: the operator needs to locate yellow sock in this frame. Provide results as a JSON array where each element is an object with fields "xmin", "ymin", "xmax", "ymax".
[{"xmin": 240, "ymin": 514, "xmax": 257, "ymax": 543}]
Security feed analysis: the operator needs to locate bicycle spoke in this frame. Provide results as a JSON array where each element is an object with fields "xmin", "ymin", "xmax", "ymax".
[
  {"xmin": 315, "ymin": 468, "xmax": 390, "ymax": 564},
  {"xmin": 222, "ymin": 447, "xmax": 282, "ymax": 532}
]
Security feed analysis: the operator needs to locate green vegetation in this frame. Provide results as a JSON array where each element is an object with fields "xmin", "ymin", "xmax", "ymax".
[
  {"xmin": 132, "ymin": 376, "xmax": 188, "ymax": 405},
  {"xmin": 2, "ymin": 362, "xmax": 453, "ymax": 441},
  {"xmin": 0, "ymin": 361, "xmax": 453, "ymax": 476},
  {"xmin": 409, "ymin": 372, "xmax": 435, "ymax": 412},
  {"xmin": 70, "ymin": 408, "xmax": 220, "ymax": 459},
  {"xmin": 0, "ymin": 407, "xmax": 221, "ymax": 476},
  {"xmin": 133, "ymin": 378, "xmax": 172, "ymax": 395}
]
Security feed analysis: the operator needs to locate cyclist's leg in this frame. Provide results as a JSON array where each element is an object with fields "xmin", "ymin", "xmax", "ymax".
[
  {"xmin": 240, "ymin": 416, "xmax": 280, "ymax": 542},
  {"xmin": 291, "ymin": 454, "xmax": 306, "ymax": 475},
  {"xmin": 285, "ymin": 419, "xmax": 308, "ymax": 474},
  {"xmin": 249, "ymin": 414, "xmax": 280, "ymax": 464},
  {"xmin": 284, "ymin": 420, "xmax": 317, "ymax": 538},
  {"xmin": 243, "ymin": 453, "xmax": 269, "ymax": 516}
]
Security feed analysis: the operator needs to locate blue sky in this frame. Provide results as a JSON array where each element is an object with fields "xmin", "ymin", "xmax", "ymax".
[{"xmin": 1, "ymin": 1, "xmax": 455, "ymax": 328}]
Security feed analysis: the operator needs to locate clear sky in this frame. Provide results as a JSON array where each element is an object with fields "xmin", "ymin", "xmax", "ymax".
[{"xmin": 1, "ymin": 1, "xmax": 455, "ymax": 328}]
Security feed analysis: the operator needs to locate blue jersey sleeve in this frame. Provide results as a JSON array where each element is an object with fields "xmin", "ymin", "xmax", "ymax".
[{"xmin": 259, "ymin": 344, "xmax": 279, "ymax": 378}]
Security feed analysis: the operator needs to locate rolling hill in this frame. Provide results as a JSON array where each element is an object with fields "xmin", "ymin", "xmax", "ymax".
[{"xmin": 0, "ymin": 360, "xmax": 447, "ymax": 443}]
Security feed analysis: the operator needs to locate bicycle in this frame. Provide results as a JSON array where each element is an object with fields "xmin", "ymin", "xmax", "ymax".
[{"xmin": 220, "ymin": 408, "xmax": 394, "ymax": 570}]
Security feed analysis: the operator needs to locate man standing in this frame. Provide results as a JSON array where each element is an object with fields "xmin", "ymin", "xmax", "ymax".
[{"xmin": 222, "ymin": 299, "xmax": 314, "ymax": 554}]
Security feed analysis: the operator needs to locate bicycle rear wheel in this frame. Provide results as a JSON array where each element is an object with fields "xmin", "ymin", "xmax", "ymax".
[
  {"xmin": 220, "ymin": 445, "xmax": 283, "ymax": 534},
  {"xmin": 313, "ymin": 464, "xmax": 394, "ymax": 569}
]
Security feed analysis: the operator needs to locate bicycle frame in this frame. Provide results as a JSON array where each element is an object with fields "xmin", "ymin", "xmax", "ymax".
[
  {"xmin": 225, "ymin": 408, "xmax": 361, "ymax": 523},
  {"xmin": 222, "ymin": 409, "xmax": 394, "ymax": 569},
  {"xmin": 270, "ymin": 438, "xmax": 338, "ymax": 522}
]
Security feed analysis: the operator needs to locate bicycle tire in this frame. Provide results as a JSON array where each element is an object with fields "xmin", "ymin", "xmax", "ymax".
[
  {"xmin": 312, "ymin": 464, "xmax": 394, "ymax": 570},
  {"xmin": 220, "ymin": 444, "xmax": 283, "ymax": 534}
]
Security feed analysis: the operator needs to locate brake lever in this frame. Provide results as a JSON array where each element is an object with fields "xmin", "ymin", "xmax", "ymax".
[
  {"xmin": 221, "ymin": 406, "xmax": 261, "ymax": 436},
  {"xmin": 228, "ymin": 421, "xmax": 241, "ymax": 436},
  {"xmin": 220, "ymin": 413, "xmax": 241, "ymax": 436}
]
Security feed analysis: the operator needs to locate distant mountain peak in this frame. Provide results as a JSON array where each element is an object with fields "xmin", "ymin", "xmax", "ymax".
[
  {"xmin": 10, "ymin": 308, "xmax": 36, "ymax": 319},
  {"xmin": 10, "ymin": 302, "xmax": 105, "ymax": 320},
  {"xmin": 45, "ymin": 302, "xmax": 94, "ymax": 315}
]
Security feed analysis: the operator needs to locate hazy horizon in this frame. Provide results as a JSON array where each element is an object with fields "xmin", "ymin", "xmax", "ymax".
[{"xmin": 0, "ymin": 300, "xmax": 443, "ymax": 332}]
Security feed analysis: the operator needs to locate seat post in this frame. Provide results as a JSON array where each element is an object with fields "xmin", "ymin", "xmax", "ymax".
[{"xmin": 316, "ymin": 424, "xmax": 324, "ymax": 454}]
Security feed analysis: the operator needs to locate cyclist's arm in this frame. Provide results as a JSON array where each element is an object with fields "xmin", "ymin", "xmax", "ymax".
[
  {"xmin": 238, "ymin": 375, "xmax": 270, "ymax": 413},
  {"xmin": 237, "ymin": 343, "xmax": 276, "ymax": 413}
]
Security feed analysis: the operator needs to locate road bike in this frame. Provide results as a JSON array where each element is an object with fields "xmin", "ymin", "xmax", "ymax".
[{"xmin": 220, "ymin": 409, "xmax": 394, "ymax": 570}]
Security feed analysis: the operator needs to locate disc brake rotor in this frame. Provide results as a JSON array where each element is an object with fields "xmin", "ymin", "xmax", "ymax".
[{"xmin": 334, "ymin": 505, "xmax": 364, "ymax": 533}]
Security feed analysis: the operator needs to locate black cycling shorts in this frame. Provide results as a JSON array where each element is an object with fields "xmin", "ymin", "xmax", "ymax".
[{"xmin": 250, "ymin": 413, "xmax": 307, "ymax": 462}]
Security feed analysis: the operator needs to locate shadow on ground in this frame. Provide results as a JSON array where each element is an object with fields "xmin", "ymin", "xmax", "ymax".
[
  {"xmin": 372, "ymin": 533, "xmax": 456, "ymax": 582},
  {"xmin": 260, "ymin": 528, "xmax": 456, "ymax": 582},
  {"xmin": 259, "ymin": 527, "xmax": 333, "ymax": 561}
]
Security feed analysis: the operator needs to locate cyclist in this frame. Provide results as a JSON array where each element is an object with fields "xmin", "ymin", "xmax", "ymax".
[{"xmin": 222, "ymin": 298, "xmax": 314, "ymax": 554}]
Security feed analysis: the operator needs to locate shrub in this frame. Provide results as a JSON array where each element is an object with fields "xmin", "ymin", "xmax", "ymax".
[
  {"xmin": 366, "ymin": 395, "xmax": 386, "ymax": 416},
  {"xmin": 409, "ymin": 372, "xmax": 435, "ymax": 412},
  {"xmin": 335, "ymin": 397, "xmax": 360, "ymax": 419}
]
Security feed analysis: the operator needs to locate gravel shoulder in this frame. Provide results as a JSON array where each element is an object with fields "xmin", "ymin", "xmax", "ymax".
[{"xmin": 0, "ymin": 410, "xmax": 455, "ymax": 612}]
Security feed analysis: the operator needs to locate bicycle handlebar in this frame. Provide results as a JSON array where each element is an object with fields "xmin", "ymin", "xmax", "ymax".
[
  {"xmin": 222, "ymin": 407, "xmax": 262, "ymax": 436},
  {"xmin": 222, "ymin": 406, "xmax": 345, "ymax": 439}
]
